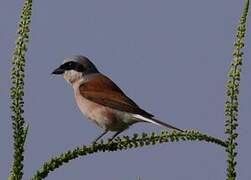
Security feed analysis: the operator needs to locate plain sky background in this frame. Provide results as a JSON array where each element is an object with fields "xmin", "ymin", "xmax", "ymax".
[{"xmin": 1, "ymin": 0, "xmax": 251, "ymax": 179}]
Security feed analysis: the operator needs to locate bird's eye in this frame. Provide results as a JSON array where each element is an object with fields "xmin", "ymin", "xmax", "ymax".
[{"xmin": 65, "ymin": 62, "xmax": 74, "ymax": 69}]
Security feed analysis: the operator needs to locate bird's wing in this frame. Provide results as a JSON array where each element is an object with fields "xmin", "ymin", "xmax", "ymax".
[{"xmin": 79, "ymin": 74, "xmax": 153, "ymax": 117}]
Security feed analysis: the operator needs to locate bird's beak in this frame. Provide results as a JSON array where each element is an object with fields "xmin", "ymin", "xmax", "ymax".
[{"xmin": 51, "ymin": 67, "xmax": 65, "ymax": 75}]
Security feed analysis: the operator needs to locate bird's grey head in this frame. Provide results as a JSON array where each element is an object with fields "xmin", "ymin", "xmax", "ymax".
[{"xmin": 52, "ymin": 55, "xmax": 99, "ymax": 84}]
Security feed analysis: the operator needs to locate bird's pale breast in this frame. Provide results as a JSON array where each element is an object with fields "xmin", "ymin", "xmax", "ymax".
[{"xmin": 74, "ymin": 83, "xmax": 134, "ymax": 131}]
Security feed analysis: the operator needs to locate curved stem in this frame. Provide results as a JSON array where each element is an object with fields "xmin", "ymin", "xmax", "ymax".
[
  {"xmin": 31, "ymin": 130, "xmax": 226, "ymax": 180},
  {"xmin": 9, "ymin": 0, "xmax": 33, "ymax": 179},
  {"xmin": 224, "ymin": 0, "xmax": 249, "ymax": 179}
]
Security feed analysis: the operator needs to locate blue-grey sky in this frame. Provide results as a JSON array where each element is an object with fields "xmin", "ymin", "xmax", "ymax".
[{"xmin": 1, "ymin": 0, "xmax": 251, "ymax": 179}]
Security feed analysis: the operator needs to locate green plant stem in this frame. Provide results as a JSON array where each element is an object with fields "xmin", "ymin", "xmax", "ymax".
[
  {"xmin": 31, "ymin": 130, "xmax": 226, "ymax": 180},
  {"xmin": 9, "ymin": 0, "xmax": 33, "ymax": 179},
  {"xmin": 224, "ymin": 0, "xmax": 249, "ymax": 179}
]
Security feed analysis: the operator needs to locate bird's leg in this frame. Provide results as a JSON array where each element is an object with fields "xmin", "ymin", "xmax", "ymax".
[
  {"xmin": 93, "ymin": 130, "xmax": 108, "ymax": 143},
  {"xmin": 110, "ymin": 130, "xmax": 124, "ymax": 141}
]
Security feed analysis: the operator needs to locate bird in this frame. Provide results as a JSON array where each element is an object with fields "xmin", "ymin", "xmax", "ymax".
[{"xmin": 52, "ymin": 55, "xmax": 183, "ymax": 143}]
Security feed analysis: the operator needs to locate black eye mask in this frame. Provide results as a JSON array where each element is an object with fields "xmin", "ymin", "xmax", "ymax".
[{"xmin": 60, "ymin": 61, "xmax": 85, "ymax": 72}]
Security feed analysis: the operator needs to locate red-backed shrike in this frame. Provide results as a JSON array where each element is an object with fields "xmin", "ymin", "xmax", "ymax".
[{"xmin": 52, "ymin": 55, "xmax": 183, "ymax": 142}]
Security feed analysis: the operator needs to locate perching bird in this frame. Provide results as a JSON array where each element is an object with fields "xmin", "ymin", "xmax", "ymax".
[{"xmin": 52, "ymin": 55, "xmax": 183, "ymax": 143}]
